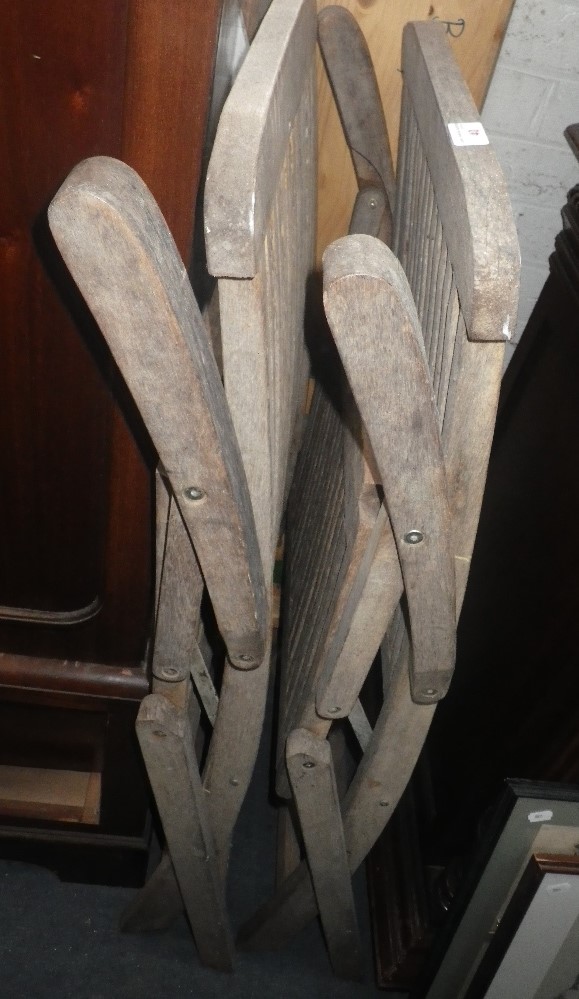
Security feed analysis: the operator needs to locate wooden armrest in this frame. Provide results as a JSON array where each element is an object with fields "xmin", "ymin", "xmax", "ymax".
[
  {"xmin": 323, "ymin": 233, "xmax": 456, "ymax": 703},
  {"xmin": 48, "ymin": 156, "xmax": 268, "ymax": 669}
]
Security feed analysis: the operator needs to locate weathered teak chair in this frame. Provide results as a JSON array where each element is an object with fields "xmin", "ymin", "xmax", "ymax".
[
  {"xmin": 48, "ymin": 0, "xmax": 316, "ymax": 972},
  {"xmin": 239, "ymin": 20, "xmax": 520, "ymax": 978}
]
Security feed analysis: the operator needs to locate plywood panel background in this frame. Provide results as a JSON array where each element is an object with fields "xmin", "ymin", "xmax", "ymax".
[{"xmin": 316, "ymin": 0, "xmax": 516, "ymax": 261}]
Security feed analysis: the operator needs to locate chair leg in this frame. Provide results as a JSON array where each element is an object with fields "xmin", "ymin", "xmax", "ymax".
[
  {"xmin": 136, "ymin": 691, "xmax": 234, "ymax": 971},
  {"xmin": 238, "ymin": 644, "xmax": 434, "ymax": 954},
  {"xmin": 286, "ymin": 728, "xmax": 363, "ymax": 980}
]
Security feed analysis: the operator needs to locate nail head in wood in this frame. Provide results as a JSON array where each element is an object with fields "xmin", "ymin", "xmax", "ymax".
[{"xmin": 183, "ymin": 486, "xmax": 205, "ymax": 502}]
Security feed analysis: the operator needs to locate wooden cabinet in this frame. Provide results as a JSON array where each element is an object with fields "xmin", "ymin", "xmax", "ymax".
[{"xmin": 0, "ymin": 0, "xmax": 220, "ymax": 881}]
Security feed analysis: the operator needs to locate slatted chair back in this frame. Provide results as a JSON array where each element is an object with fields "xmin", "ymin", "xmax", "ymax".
[
  {"xmin": 205, "ymin": 0, "xmax": 316, "ymax": 588},
  {"xmin": 240, "ymin": 19, "xmax": 519, "ymax": 973},
  {"xmin": 201, "ymin": 0, "xmax": 317, "ymax": 866}
]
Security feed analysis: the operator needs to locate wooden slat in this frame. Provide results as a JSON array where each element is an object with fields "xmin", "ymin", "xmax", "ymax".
[
  {"xmin": 238, "ymin": 638, "xmax": 435, "ymax": 953},
  {"xmin": 152, "ymin": 491, "xmax": 201, "ymax": 686},
  {"xmin": 207, "ymin": 0, "xmax": 316, "ymax": 579},
  {"xmin": 315, "ymin": 508, "xmax": 402, "ymax": 720},
  {"xmin": 204, "ymin": 0, "xmax": 317, "ymax": 857},
  {"xmin": 286, "ymin": 728, "xmax": 363, "ymax": 980},
  {"xmin": 136, "ymin": 692, "xmax": 234, "ymax": 970},
  {"xmin": 398, "ymin": 23, "xmax": 519, "ymax": 343},
  {"xmin": 205, "ymin": 0, "xmax": 316, "ymax": 278}
]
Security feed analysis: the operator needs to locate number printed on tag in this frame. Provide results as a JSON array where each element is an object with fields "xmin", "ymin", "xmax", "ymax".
[{"xmin": 448, "ymin": 122, "xmax": 489, "ymax": 147}]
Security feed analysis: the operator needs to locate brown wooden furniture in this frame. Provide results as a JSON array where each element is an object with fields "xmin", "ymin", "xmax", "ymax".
[{"xmin": 0, "ymin": 0, "xmax": 220, "ymax": 881}]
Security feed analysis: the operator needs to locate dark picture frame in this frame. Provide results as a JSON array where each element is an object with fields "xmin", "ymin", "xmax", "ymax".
[
  {"xmin": 465, "ymin": 853, "xmax": 579, "ymax": 999},
  {"xmin": 416, "ymin": 780, "xmax": 579, "ymax": 999}
]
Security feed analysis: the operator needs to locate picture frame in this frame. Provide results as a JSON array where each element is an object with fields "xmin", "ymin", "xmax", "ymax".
[
  {"xmin": 465, "ymin": 853, "xmax": 579, "ymax": 999},
  {"xmin": 416, "ymin": 780, "xmax": 579, "ymax": 999}
]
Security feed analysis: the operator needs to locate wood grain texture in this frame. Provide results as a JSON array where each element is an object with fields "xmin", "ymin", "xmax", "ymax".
[
  {"xmin": 315, "ymin": 506, "xmax": 402, "ymax": 719},
  {"xmin": 136, "ymin": 692, "xmax": 234, "ymax": 970},
  {"xmin": 393, "ymin": 23, "xmax": 517, "ymax": 576},
  {"xmin": 286, "ymin": 729, "xmax": 362, "ymax": 980},
  {"xmin": 0, "ymin": 0, "xmax": 152, "ymax": 665},
  {"xmin": 274, "ymin": 381, "xmax": 379, "ymax": 794},
  {"xmin": 315, "ymin": 0, "xmax": 516, "ymax": 263},
  {"xmin": 397, "ymin": 22, "xmax": 519, "ymax": 343},
  {"xmin": 48, "ymin": 156, "xmax": 268, "ymax": 669},
  {"xmin": 323, "ymin": 234, "xmax": 456, "ymax": 703},
  {"xmin": 207, "ymin": 0, "xmax": 316, "ymax": 584},
  {"xmin": 203, "ymin": 636, "xmax": 273, "ymax": 875},
  {"xmin": 205, "ymin": 0, "xmax": 316, "ymax": 278},
  {"xmin": 238, "ymin": 634, "xmax": 435, "ymax": 953},
  {"xmin": 317, "ymin": 5, "xmax": 395, "ymax": 244},
  {"xmin": 120, "ymin": 0, "xmax": 318, "ymax": 936},
  {"xmin": 122, "ymin": 0, "xmax": 221, "ymax": 262},
  {"xmin": 151, "ymin": 490, "xmax": 203, "ymax": 686},
  {"xmin": 204, "ymin": 0, "xmax": 317, "ymax": 850},
  {"xmin": 239, "ymin": 18, "xmax": 519, "ymax": 954}
]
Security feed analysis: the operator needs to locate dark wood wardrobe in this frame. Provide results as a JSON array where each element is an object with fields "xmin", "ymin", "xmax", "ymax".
[{"xmin": 0, "ymin": 0, "xmax": 220, "ymax": 882}]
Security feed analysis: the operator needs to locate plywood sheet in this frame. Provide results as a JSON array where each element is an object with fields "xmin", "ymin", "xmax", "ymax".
[{"xmin": 316, "ymin": 0, "xmax": 516, "ymax": 261}]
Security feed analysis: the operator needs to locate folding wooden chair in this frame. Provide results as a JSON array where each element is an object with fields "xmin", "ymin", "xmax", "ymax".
[
  {"xmin": 48, "ymin": 0, "xmax": 316, "ymax": 971},
  {"xmin": 239, "ymin": 20, "xmax": 519, "ymax": 978}
]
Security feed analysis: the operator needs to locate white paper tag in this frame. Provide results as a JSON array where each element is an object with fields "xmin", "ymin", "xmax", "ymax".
[
  {"xmin": 528, "ymin": 809, "xmax": 553, "ymax": 823},
  {"xmin": 448, "ymin": 122, "xmax": 489, "ymax": 147}
]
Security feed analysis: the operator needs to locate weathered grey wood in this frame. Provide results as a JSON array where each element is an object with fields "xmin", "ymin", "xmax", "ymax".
[
  {"xmin": 136, "ymin": 692, "xmax": 234, "ymax": 970},
  {"xmin": 347, "ymin": 700, "xmax": 372, "ymax": 752},
  {"xmin": 105, "ymin": 0, "xmax": 318, "ymax": 948},
  {"xmin": 323, "ymin": 235, "xmax": 456, "ymax": 703},
  {"xmin": 396, "ymin": 22, "xmax": 519, "ymax": 343},
  {"xmin": 152, "ymin": 492, "xmax": 202, "ymax": 687},
  {"xmin": 48, "ymin": 157, "xmax": 267, "ymax": 670},
  {"xmin": 238, "ymin": 632, "xmax": 435, "ymax": 953},
  {"xmin": 317, "ymin": 4, "xmax": 395, "ymax": 244},
  {"xmin": 274, "ymin": 384, "xmax": 380, "ymax": 796},
  {"xmin": 206, "ymin": 0, "xmax": 317, "ymax": 843},
  {"xmin": 203, "ymin": 634, "xmax": 273, "ymax": 876},
  {"xmin": 286, "ymin": 729, "xmax": 362, "ymax": 980},
  {"xmin": 273, "ymin": 11, "xmax": 396, "ymax": 795},
  {"xmin": 204, "ymin": 0, "xmax": 317, "ymax": 864},
  {"xmin": 240, "ymin": 19, "xmax": 519, "ymax": 957},
  {"xmin": 315, "ymin": 507, "xmax": 401, "ymax": 720},
  {"xmin": 205, "ymin": 0, "xmax": 316, "ymax": 278},
  {"xmin": 189, "ymin": 639, "xmax": 219, "ymax": 727}
]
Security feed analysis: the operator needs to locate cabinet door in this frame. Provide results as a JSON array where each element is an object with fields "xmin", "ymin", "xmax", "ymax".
[{"xmin": 0, "ymin": 0, "xmax": 220, "ymax": 666}]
